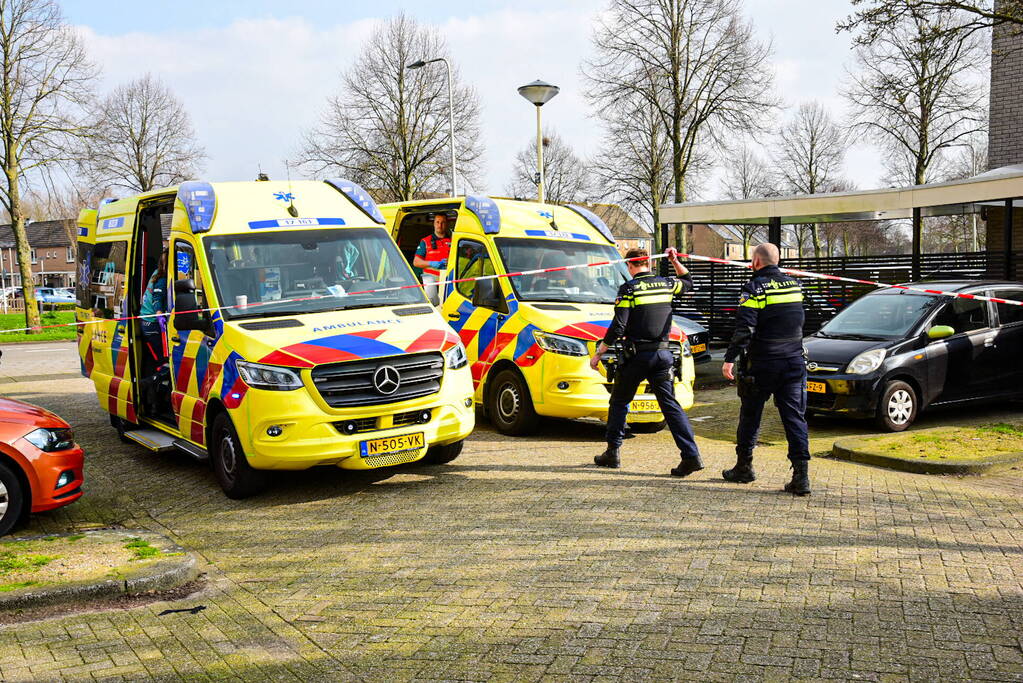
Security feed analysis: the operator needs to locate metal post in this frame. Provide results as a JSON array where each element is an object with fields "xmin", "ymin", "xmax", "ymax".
[
  {"xmin": 1005, "ymin": 198, "xmax": 1015, "ymax": 280},
  {"xmin": 768, "ymin": 217, "xmax": 781, "ymax": 249},
  {"xmin": 912, "ymin": 207, "xmax": 922, "ymax": 280},
  {"xmin": 660, "ymin": 223, "xmax": 670, "ymax": 276},
  {"xmin": 442, "ymin": 58, "xmax": 456, "ymax": 197},
  {"xmin": 536, "ymin": 105, "xmax": 544, "ymax": 204}
]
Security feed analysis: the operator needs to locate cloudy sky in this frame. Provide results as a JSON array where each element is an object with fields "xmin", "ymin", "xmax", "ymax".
[{"xmin": 63, "ymin": 0, "xmax": 888, "ymax": 202}]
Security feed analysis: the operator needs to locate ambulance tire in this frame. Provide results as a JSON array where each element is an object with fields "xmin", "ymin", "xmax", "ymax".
[
  {"xmin": 487, "ymin": 369, "xmax": 540, "ymax": 436},
  {"xmin": 629, "ymin": 420, "xmax": 666, "ymax": 434},
  {"xmin": 110, "ymin": 414, "xmax": 133, "ymax": 444},
  {"xmin": 421, "ymin": 440, "xmax": 463, "ymax": 465},
  {"xmin": 211, "ymin": 413, "xmax": 268, "ymax": 499}
]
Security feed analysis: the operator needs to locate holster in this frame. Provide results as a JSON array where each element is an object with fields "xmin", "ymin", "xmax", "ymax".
[{"xmin": 735, "ymin": 352, "xmax": 756, "ymax": 399}]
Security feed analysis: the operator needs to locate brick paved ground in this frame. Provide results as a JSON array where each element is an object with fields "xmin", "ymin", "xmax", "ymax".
[{"xmin": 1, "ymin": 368, "xmax": 1022, "ymax": 681}]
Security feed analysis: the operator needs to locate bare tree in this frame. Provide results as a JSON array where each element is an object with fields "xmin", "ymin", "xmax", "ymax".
[
  {"xmin": 507, "ymin": 129, "xmax": 590, "ymax": 204},
  {"xmin": 773, "ymin": 101, "xmax": 850, "ymax": 258},
  {"xmin": 300, "ymin": 14, "xmax": 482, "ymax": 202},
  {"xmin": 81, "ymin": 74, "xmax": 205, "ymax": 194},
  {"xmin": 839, "ymin": 0, "xmax": 1023, "ymax": 44},
  {"xmin": 720, "ymin": 143, "xmax": 773, "ymax": 257},
  {"xmin": 0, "ymin": 0, "xmax": 95, "ymax": 331},
  {"xmin": 583, "ymin": 0, "xmax": 777, "ymax": 252},
  {"xmin": 844, "ymin": 7, "xmax": 986, "ymax": 248}
]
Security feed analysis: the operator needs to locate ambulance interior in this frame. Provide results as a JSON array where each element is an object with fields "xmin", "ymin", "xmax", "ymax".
[
  {"xmin": 132, "ymin": 195, "xmax": 176, "ymax": 423},
  {"xmin": 393, "ymin": 205, "xmax": 459, "ymax": 272}
]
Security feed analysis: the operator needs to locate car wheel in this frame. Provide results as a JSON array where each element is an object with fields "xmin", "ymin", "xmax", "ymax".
[
  {"xmin": 0, "ymin": 461, "xmax": 26, "ymax": 537},
  {"xmin": 486, "ymin": 369, "xmax": 540, "ymax": 435},
  {"xmin": 629, "ymin": 420, "xmax": 666, "ymax": 434},
  {"xmin": 876, "ymin": 380, "xmax": 918, "ymax": 432},
  {"xmin": 211, "ymin": 413, "xmax": 268, "ymax": 499},
  {"xmin": 421, "ymin": 440, "xmax": 463, "ymax": 465}
]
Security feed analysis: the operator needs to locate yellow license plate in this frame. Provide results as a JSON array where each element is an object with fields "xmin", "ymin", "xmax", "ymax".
[
  {"xmin": 806, "ymin": 381, "xmax": 826, "ymax": 393},
  {"xmin": 690, "ymin": 343, "xmax": 706, "ymax": 354},
  {"xmin": 360, "ymin": 432, "xmax": 425, "ymax": 457},
  {"xmin": 629, "ymin": 399, "xmax": 660, "ymax": 413}
]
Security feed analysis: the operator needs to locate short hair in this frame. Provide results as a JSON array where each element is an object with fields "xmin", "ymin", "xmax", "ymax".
[
  {"xmin": 625, "ymin": 247, "xmax": 649, "ymax": 265},
  {"xmin": 433, "ymin": 213, "xmax": 449, "ymax": 222},
  {"xmin": 753, "ymin": 243, "xmax": 780, "ymax": 265}
]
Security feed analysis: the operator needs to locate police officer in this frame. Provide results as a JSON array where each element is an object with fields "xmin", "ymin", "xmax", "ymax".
[
  {"xmin": 720, "ymin": 243, "xmax": 811, "ymax": 496},
  {"xmin": 590, "ymin": 247, "xmax": 704, "ymax": 476},
  {"xmin": 413, "ymin": 213, "xmax": 452, "ymax": 305}
]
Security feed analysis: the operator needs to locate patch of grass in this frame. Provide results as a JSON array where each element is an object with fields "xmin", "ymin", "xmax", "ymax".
[
  {"xmin": 0, "ymin": 580, "xmax": 37, "ymax": 592},
  {"xmin": 864, "ymin": 424, "xmax": 1023, "ymax": 461},
  {"xmin": 0, "ymin": 310, "xmax": 77, "ymax": 342},
  {"xmin": 124, "ymin": 538, "xmax": 160, "ymax": 561},
  {"xmin": 66, "ymin": 534, "xmax": 86, "ymax": 542},
  {"xmin": 0, "ymin": 552, "xmax": 58, "ymax": 575}
]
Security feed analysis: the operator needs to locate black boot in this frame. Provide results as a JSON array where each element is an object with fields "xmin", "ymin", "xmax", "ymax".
[
  {"xmin": 722, "ymin": 453, "xmax": 756, "ymax": 483},
  {"xmin": 670, "ymin": 454, "xmax": 704, "ymax": 478},
  {"xmin": 784, "ymin": 461, "xmax": 811, "ymax": 496},
  {"xmin": 594, "ymin": 447, "xmax": 620, "ymax": 468}
]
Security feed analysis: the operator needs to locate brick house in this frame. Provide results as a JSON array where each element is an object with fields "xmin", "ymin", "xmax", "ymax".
[
  {"xmin": 0, "ymin": 219, "xmax": 77, "ymax": 290},
  {"xmin": 689, "ymin": 224, "xmax": 798, "ymax": 260},
  {"xmin": 986, "ymin": 6, "xmax": 1023, "ymax": 254},
  {"xmin": 576, "ymin": 203, "xmax": 655, "ymax": 253}
]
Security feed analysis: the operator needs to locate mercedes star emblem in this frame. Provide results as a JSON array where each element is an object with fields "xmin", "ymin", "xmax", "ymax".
[{"xmin": 373, "ymin": 365, "xmax": 401, "ymax": 395}]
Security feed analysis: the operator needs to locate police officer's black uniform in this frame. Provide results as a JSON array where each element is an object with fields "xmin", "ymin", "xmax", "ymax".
[
  {"xmin": 723, "ymin": 264, "xmax": 811, "ymax": 495},
  {"xmin": 595, "ymin": 268, "xmax": 703, "ymax": 476}
]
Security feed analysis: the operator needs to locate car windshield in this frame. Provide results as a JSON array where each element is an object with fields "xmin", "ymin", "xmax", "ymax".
[
  {"xmin": 494, "ymin": 237, "xmax": 629, "ymax": 304},
  {"xmin": 204, "ymin": 228, "xmax": 426, "ymax": 320},
  {"xmin": 819, "ymin": 291, "xmax": 939, "ymax": 340}
]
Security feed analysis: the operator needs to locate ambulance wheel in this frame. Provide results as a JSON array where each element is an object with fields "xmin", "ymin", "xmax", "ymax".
[
  {"xmin": 421, "ymin": 440, "xmax": 463, "ymax": 465},
  {"xmin": 487, "ymin": 369, "xmax": 539, "ymax": 435},
  {"xmin": 110, "ymin": 415, "xmax": 133, "ymax": 444},
  {"xmin": 629, "ymin": 420, "xmax": 666, "ymax": 434},
  {"xmin": 211, "ymin": 413, "xmax": 268, "ymax": 499},
  {"xmin": 0, "ymin": 461, "xmax": 26, "ymax": 537},
  {"xmin": 875, "ymin": 380, "xmax": 917, "ymax": 433}
]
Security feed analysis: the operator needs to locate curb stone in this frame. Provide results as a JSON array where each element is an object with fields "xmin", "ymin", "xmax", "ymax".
[
  {"xmin": 0, "ymin": 529, "xmax": 198, "ymax": 611},
  {"xmin": 832, "ymin": 433, "xmax": 1023, "ymax": 475}
]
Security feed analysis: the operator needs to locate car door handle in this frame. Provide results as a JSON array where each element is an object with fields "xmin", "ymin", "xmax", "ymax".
[
  {"xmin": 984, "ymin": 337, "xmax": 995, "ymax": 347},
  {"xmin": 447, "ymin": 313, "xmax": 460, "ymax": 319}
]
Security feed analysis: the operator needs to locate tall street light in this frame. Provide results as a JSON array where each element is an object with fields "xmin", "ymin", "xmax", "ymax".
[
  {"xmin": 517, "ymin": 80, "xmax": 560, "ymax": 204},
  {"xmin": 407, "ymin": 57, "xmax": 457, "ymax": 197}
]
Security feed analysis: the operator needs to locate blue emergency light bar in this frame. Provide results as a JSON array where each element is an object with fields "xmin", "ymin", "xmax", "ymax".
[
  {"xmin": 565, "ymin": 204, "xmax": 616, "ymax": 245},
  {"xmin": 465, "ymin": 195, "xmax": 501, "ymax": 234},
  {"xmin": 324, "ymin": 179, "xmax": 385, "ymax": 224},
  {"xmin": 177, "ymin": 181, "xmax": 217, "ymax": 234}
]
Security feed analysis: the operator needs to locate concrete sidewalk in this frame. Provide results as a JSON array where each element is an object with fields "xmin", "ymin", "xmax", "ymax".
[{"xmin": 0, "ymin": 340, "xmax": 80, "ymax": 384}]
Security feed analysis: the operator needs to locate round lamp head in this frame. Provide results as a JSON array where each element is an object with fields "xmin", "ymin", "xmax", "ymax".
[{"xmin": 518, "ymin": 79, "xmax": 560, "ymax": 106}]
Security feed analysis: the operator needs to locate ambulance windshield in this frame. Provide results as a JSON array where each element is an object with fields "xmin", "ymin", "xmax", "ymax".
[
  {"xmin": 495, "ymin": 238, "xmax": 629, "ymax": 304},
  {"xmin": 204, "ymin": 228, "xmax": 426, "ymax": 319}
]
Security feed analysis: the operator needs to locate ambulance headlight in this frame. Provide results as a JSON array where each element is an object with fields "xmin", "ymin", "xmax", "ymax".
[
  {"xmin": 532, "ymin": 331, "xmax": 588, "ymax": 357},
  {"xmin": 846, "ymin": 348, "xmax": 886, "ymax": 375},
  {"xmin": 236, "ymin": 361, "xmax": 303, "ymax": 391},
  {"xmin": 445, "ymin": 343, "xmax": 468, "ymax": 369}
]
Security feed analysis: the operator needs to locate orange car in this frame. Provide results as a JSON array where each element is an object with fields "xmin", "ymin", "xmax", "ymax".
[{"xmin": 0, "ymin": 396, "xmax": 84, "ymax": 536}]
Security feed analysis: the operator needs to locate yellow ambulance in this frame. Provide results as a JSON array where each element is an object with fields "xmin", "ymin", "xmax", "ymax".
[
  {"xmin": 76, "ymin": 179, "xmax": 474, "ymax": 498},
  {"xmin": 382, "ymin": 197, "xmax": 695, "ymax": 435}
]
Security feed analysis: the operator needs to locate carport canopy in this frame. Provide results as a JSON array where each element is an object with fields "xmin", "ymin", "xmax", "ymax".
[{"xmin": 657, "ymin": 164, "xmax": 1023, "ymax": 279}]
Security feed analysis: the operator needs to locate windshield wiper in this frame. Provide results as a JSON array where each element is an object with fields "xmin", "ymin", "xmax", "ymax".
[{"xmin": 829, "ymin": 333, "xmax": 890, "ymax": 341}]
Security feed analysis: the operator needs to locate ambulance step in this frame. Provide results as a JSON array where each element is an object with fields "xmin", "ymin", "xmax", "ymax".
[
  {"xmin": 124, "ymin": 429, "xmax": 177, "ymax": 452},
  {"xmin": 173, "ymin": 439, "xmax": 209, "ymax": 462}
]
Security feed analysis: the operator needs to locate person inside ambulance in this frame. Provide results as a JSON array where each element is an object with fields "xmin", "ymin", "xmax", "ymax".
[
  {"xmin": 413, "ymin": 213, "xmax": 452, "ymax": 305},
  {"xmin": 140, "ymin": 248, "xmax": 168, "ymax": 366}
]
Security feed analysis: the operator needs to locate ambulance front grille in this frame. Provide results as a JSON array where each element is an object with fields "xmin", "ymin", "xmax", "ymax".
[{"xmin": 311, "ymin": 353, "xmax": 445, "ymax": 408}]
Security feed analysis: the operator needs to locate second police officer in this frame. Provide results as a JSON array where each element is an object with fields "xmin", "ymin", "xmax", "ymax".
[
  {"xmin": 589, "ymin": 247, "xmax": 704, "ymax": 477},
  {"xmin": 720, "ymin": 243, "xmax": 811, "ymax": 496}
]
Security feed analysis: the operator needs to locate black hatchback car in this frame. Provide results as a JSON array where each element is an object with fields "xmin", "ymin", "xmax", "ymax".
[{"xmin": 803, "ymin": 280, "xmax": 1023, "ymax": 431}]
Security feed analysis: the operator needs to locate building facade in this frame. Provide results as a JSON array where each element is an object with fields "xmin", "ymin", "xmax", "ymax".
[{"xmin": 0, "ymin": 220, "xmax": 77, "ymax": 290}]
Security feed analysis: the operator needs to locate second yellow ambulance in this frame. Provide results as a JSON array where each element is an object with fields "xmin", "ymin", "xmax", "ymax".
[{"xmin": 382, "ymin": 197, "xmax": 696, "ymax": 435}]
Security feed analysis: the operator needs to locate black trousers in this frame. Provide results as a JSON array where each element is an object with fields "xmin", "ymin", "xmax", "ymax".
[
  {"xmin": 736, "ymin": 356, "xmax": 810, "ymax": 463},
  {"xmin": 606, "ymin": 349, "xmax": 700, "ymax": 458}
]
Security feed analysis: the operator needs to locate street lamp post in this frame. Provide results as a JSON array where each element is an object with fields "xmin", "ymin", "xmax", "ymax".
[
  {"xmin": 517, "ymin": 80, "xmax": 560, "ymax": 204},
  {"xmin": 407, "ymin": 58, "xmax": 457, "ymax": 197}
]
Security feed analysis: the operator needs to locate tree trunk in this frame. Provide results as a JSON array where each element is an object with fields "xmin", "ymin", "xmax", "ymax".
[
  {"xmin": 7, "ymin": 168, "xmax": 41, "ymax": 332},
  {"xmin": 811, "ymin": 223, "xmax": 823, "ymax": 259}
]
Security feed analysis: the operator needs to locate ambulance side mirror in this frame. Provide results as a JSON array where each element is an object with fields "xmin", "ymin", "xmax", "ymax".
[
  {"xmin": 173, "ymin": 279, "xmax": 211, "ymax": 335},
  {"xmin": 472, "ymin": 278, "xmax": 506, "ymax": 312}
]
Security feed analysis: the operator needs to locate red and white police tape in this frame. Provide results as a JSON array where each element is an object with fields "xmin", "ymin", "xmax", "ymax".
[{"xmin": 4, "ymin": 250, "xmax": 1020, "ymax": 335}]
